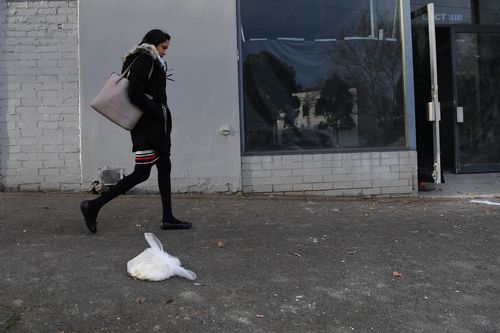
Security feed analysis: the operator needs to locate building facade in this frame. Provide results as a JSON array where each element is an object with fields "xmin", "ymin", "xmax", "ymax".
[{"xmin": 0, "ymin": 0, "xmax": 499, "ymax": 196}]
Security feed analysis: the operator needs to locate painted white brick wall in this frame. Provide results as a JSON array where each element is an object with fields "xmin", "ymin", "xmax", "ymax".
[
  {"xmin": 242, "ymin": 151, "xmax": 418, "ymax": 197},
  {"xmin": 0, "ymin": 1, "xmax": 81, "ymax": 191}
]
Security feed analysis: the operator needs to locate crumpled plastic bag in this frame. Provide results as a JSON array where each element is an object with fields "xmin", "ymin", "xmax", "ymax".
[{"xmin": 127, "ymin": 233, "xmax": 197, "ymax": 281}]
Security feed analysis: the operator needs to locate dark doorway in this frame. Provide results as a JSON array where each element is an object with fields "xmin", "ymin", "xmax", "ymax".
[
  {"xmin": 412, "ymin": 13, "xmax": 440, "ymax": 184},
  {"xmin": 436, "ymin": 27, "xmax": 455, "ymax": 171},
  {"xmin": 414, "ymin": 24, "xmax": 500, "ymax": 178}
]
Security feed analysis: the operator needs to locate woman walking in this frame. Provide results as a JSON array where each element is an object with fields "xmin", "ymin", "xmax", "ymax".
[{"xmin": 80, "ymin": 29, "xmax": 191, "ymax": 233}]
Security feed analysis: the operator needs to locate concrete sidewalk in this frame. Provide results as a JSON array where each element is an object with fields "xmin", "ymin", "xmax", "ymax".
[
  {"xmin": 419, "ymin": 171, "xmax": 500, "ymax": 198},
  {"xmin": 0, "ymin": 193, "xmax": 499, "ymax": 332}
]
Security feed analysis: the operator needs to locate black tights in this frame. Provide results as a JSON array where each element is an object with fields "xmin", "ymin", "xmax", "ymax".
[{"xmin": 91, "ymin": 153, "xmax": 174, "ymax": 221}]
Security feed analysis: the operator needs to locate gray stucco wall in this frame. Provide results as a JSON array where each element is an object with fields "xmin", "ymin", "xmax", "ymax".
[{"xmin": 79, "ymin": 0, "xmax": 242, "ymax": 193}]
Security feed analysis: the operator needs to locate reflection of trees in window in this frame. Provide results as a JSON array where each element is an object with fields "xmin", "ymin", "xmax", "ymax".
[
  {"xmin": 240, "ymin": 2, "xmax": 406, "ymax": 150},
  {"xmin": 243, "ymin": 51, "xmax": 301, "ymax": 148},
  {"xmin": 329, "ymin": 38, "xmax": 404, "ymax": 147},
  {"xmin": 315, "ymin": 73, "xmax": 355, "ymax": 148}
]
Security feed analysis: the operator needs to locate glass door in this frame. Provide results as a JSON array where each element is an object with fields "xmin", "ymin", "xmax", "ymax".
[
  {"xmin": 412, "ymin": 4, "xmax": 442, "ymax": 183},
  {"xmin": 453, "ymin": 27, "xmax": 500, "ymax": 173}
]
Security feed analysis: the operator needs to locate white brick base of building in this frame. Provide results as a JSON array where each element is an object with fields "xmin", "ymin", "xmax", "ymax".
[
  {"xmin": 0, "ymin": 1, "xmax": 81, "ymax": 192},
  {"xmin": 242, "ymin": 151, "xmax": 418, "ymax": 196}
]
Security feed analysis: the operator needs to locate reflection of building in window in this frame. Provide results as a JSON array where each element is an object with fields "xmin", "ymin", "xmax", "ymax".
[
  {"xmin": 348, "ymin": 88, "xmax": 359, "ymax": 129},
  {"xmin": 302, "ymin": 103, "xmax": 310, "ymax": 117},
  {"xmin": 292, "ymin": 88, "xmax": 360, "ymax": 148},
  {"xmin": 293, "ymin": 90, "xmax": 322, "ymax": 129},
  {"xmin": 345, "ymin": 88, "xmax": 359, "ymax": 147},
  {"xmin": 293, "ymin": 89, "xmax": 359, "ymax": 129}
]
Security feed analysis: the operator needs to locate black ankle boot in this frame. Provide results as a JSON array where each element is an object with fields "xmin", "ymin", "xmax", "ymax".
[
  {"xmin": 161, "ymin": 217, "xmax": 192, "ymax": 230},
  {"xmin": 80, "ymin": 200, "xmax": 99, "ymax": 233}
]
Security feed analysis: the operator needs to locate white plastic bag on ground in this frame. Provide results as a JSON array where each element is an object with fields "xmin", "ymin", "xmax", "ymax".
[{"xmin": 127, "ymin": 233, "xmax": 197, "ymax": 281}]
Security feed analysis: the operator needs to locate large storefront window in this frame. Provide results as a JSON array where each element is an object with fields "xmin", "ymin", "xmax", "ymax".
[{"xmin": 240, "ymin": 0, "xmax": 406, "ymax": 152}]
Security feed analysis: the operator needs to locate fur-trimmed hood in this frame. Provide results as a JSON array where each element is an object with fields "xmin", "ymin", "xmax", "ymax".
[{"xmin": 122, "ymin": 43, "xmax": 157, "ymax": 62}]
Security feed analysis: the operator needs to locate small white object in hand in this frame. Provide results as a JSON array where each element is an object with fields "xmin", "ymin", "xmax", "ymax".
[{"xmin": 127, "ymin": 233, "xmax": 197, "ymax": 281}]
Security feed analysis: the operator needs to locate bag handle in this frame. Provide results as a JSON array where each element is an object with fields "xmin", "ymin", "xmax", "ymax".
[
  {"xmin": 117, "ymin": 54, "xmax": 155, "ymax": 82},
  {"xmin": 143, "ymin": 232, "xmax": 197, "ymax": 281}
]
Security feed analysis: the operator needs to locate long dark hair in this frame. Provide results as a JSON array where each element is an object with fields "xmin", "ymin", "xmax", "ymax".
[{"xmin": 140, "ymin": 29, "xmax": 171, "ymax": 46}]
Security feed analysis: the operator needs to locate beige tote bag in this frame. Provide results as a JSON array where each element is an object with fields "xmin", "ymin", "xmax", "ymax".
[{"xmin": 91, "ymin": 56, "xmax": 154, "ymax": 130}]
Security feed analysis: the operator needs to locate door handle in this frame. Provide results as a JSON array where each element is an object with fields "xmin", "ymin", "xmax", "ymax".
[{"xmin": 457, "ymin": 106, "xmax": 464, "ymax": 123}]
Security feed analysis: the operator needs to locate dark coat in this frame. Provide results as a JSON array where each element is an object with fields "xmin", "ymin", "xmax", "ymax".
[{"xmin": 122, "ymin": 46, "xmax": 172, "ymax": 154}]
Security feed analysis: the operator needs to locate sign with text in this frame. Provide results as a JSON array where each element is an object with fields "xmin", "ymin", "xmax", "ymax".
[{"xmin": 411, "ymin": 0, "xmax": 472, "ymax": 25}]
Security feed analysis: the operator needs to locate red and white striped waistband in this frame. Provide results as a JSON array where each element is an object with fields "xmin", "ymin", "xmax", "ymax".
[{"xmin": 135, "ymin": 150, "xmax": 159, "ymax": 164}]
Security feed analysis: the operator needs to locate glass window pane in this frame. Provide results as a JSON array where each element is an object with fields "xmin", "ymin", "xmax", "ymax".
[
  {"xmin": 241, "ymin": 0, "xmax": 406, "ymax": 152},
  {"xmin": 478, "ymin": 0, "xmax": 500, "ymax": 25},
  {"xmin": 455, "ymin": 32, "xmax": 500, "ymax": 166}
]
